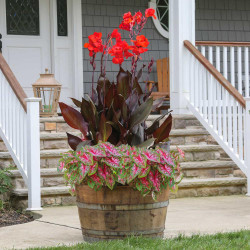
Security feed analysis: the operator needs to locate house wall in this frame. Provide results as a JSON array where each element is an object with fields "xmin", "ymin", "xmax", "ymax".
[
  {"xmin": 81, "ymin": 0, "xmax": 169, "ymax": 95},
  {"xmin": 196, "ymin": 0, "xmax": 250, "ymax": 41},
  {"xmin": 81, "ymin": 0, "xmax": 250, "ymax": 95}
]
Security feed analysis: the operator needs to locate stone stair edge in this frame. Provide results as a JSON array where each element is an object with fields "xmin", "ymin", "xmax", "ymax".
[
  {"xmin": 9, "ymin": 160, "xmax": 236, "ymax": 178},
  {"xmin": 12, "ymin": 176, "xmax": 246, "ymax": 197},
  {"xmin": 0, "ymin": 145, "xmax": 222, "ymax": 159}
]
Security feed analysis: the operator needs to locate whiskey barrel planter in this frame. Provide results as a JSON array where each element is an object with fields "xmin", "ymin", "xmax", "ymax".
[{"xmin": 76, "ymin": 184, "xmax": 170, "ymax": 242}]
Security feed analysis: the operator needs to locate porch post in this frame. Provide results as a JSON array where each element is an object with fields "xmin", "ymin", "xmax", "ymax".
[
  {"xmin": 169, "ymin": 0, "xmax": 195, "ymax": 114},
  {"xmin": 26, "ymin": 97, "xmax": 42, "ymax": 211}
]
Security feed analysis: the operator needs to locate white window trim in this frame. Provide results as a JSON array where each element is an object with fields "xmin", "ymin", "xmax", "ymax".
[{"xmin": 149, "ymin": 0, "xmax": 169, "ymax": 39}]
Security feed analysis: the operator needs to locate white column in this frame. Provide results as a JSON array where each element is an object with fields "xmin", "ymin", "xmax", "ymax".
[
  {"xmin": 169, "ymin": 0, "xmax": 195, "ymax": 114},
  {"xmin": 26, "ymin": 98, "xmax": 42, "ymax": 211},
  {"xmin": 245, "ymin": 98, "xmax": 250, "ymax": 196}
]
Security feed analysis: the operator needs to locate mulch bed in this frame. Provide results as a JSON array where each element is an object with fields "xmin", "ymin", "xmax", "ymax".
[{"xmin": 0, "ymin": 208, "xmax": 34, "ymax": 227}]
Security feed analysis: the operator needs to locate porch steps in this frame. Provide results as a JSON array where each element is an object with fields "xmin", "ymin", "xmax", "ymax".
[
  {"xmin": 11, "ymin": 176, "xmax": 246, "ymax": 207},
  {"xmin": 0, "ymin": 114, "xmax": 247, "ymax": 209}
]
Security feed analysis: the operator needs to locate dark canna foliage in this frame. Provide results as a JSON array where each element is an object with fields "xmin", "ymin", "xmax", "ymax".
[
  {"xmin": 59, "ymin": 68, "xmax": 172, "ymax": 150},
  {"xmin": 59, "ymin": 9, "xmax": 172, "ymax": 150}
]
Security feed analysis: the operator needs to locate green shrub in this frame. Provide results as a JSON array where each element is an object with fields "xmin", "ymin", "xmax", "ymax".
[{"xmin": 0, "ymin": 169, "xmax": 12, "ymax": 209}]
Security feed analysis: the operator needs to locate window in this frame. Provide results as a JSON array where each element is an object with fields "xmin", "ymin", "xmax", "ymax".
[
  {"xmin": 57, "ymin": 0, "xmax": 68, "ymax": 36},
  {"xmin": 149, "ymin": 0, "xmax": 169, "ymax": 39},
  {"xmin": 6, "ymin": 0, "xmax": 40, "ymax": 35}
]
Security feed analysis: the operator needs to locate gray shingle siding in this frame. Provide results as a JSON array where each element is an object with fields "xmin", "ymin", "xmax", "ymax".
[
  {"xmin": 82, "ymin": 0, "xmax": 250, "ymax": 95},
  {"xmin": 196, "ymin": 0, "xmax": 250, "ymax": 42},
  {"xmin": 82, "ymin": 0, "xmax": 169, "ymax": 95}
]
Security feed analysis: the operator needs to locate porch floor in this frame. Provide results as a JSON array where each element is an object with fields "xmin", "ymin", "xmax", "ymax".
[{"xmin": 0, "ymin": 195, "xmax": 249, "ymax": 249}]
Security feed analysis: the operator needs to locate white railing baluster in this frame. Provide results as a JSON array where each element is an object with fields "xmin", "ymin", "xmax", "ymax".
[
  {"xmin": 233, "ymin": 99, "xmax": 238, "ymax": 154},
  {"xmin": 237, "ymin": 47, "xmax": 242, "ymax": 95},
  {"xmin": 228, "ymin": 95, "xmax": 232, "ymax": 148},
  {"xmin": 244, "ymin": 47, "xmax": 249, "ymax": 97},
  {"xmin": 245, "ymin": 98, "xmax": 250, "ymax": 195},
  {"xmin": 238, "ymin": 105, "xmax": 243, "ymax": 160},
  {"xmin": 230, "ymin": 47, "xmax": 235, "ymax": 87},
  {"xmin": 223, "ymin": 47, "xmax": 228, "ymax": 79}
]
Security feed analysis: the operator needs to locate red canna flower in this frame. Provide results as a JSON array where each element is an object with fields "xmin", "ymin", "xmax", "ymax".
[
  {"xmin": 131, "ymin": 35, "xmax": 149, "ymax": 55},
  {"xmin": 145, "ymin": 8, "xmax": 156, "ymax": 19},
  {"xmin": 84, "ymin": 32, "xmax": 104, "ymax": 56},
  {"xmin": 133, "ymin": 11, "xmax": 143, "ymax": 24},
  {"xmin": 119, "ymin": 11, "xmax": 135, "ymax": 31},
  {"xmin": 109, "ymin": 40, "xmax": 133, "ymax": 65},
  {"xmin": 111, "ymin": 29, "xmax": 122, "ymax": 42}
]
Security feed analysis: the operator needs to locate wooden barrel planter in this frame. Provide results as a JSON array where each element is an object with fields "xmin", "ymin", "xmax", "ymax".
[{"xmin": 76, "ymin": 184, "xmax": 170, "ymax": 242}]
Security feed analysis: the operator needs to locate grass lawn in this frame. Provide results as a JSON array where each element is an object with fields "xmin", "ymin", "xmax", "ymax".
[{"xmin": 30, "ymin": 230, "xmax": 250, "ymax": 250}]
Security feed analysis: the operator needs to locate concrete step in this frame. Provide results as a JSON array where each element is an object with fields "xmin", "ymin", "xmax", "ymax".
[{"xmin": 11, "ymin": 176, "xmax": 247, "ymax": 209}]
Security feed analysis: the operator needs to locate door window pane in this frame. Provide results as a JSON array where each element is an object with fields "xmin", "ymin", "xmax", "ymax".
[
  {"xmin": 57, "ymin": 0, "xmax": 68, "ymax": 36},
  {"xmin": 6, "ymin": 0, "xmax": 40, "ymax": 35}
]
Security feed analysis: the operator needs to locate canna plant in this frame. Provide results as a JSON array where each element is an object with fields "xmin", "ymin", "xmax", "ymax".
[
  {"xmin": 59, "ymin": 8, "xmax": 172, "ymax": 150},
  {"xmin": 59, "ymin": 8, "xmax": 183, "ymax": 199}
]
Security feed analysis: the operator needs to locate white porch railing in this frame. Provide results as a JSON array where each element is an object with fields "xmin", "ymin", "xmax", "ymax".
[
  {"xmin": 196, "ymin": 41, "xmax": 250, "ymax": 98},
  {"xmin": 184, "ymin": 40, "xmax": 250, "ymax": 195},
  {"xmin": 0, "ymin": 53, "xmax": 41, "ymax": 210}
]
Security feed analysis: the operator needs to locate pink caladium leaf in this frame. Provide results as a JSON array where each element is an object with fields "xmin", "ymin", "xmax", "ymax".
[
  {"xmin": 98, "ymin": 164, "xmax": 110, "ymax": 180},
  {"xmin": 77, "ymin": 152, "xmax": 93, "ymax": 165},
  {"xmin": 177, "ymin": 147, "xmax": 185, "ymax": 158},
  {"xmin": 148, "ymin": 170, "xmax": 161, "ymax": 191},
  {"xmin": 103, "ymin": 157, "xmax": 122, "ymax": 169},
  {"xmin": 140, "ymin": 177, "xmax": 151, "ymax": 189},
  {"xmin": 85, "ymin": 146, "xmax": 106, "ymax": 157},
  {"xmin": 127, "ymin": 164, "xmax": 141, "ymax": 183},
  {"xmin": 157, "ymin": 148, "xmax": 174, "ymax": 166},
  {"xmin": 143, "ymin": 149, "xmax": 160, "ymax": 163},
  {"xmin": 90, "ymin": 173, "xmax": 102, "ymax": 184},
  {"xmin": 80, "ymin": 164, "xmax": 90, "ymax": 179},
  {"xmin": 117, "ymin": 168, "xmax": 127, "ymax": 185},
  {"xmin": 58, "ymin": 161, "xmax": 65, "ymax": 172},
  {"xmin": 158, "ymin": 164, "xmax": 173, "ymax": 177},
  {"xmin": 100, "ymin": 142, "xmax": 121, "ymax": 157},
  {"xmin": 88, "ymin": 162, "xmax": 98, "ymax": 176},
  {"xmin": 131, "ymin": 152, "xmax": 146, "ymax": 168},
  {"xmin": 138, "ymin": 166, "xmax": 150, "ymax": 178},
  {"xmin": 105, "ymin": 175, "xmax": 115, "ymax": 190}
]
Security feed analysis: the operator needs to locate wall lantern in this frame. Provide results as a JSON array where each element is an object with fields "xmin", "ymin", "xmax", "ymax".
[{"xmin": 32, "ymin": 69, "xmax": 61, "ymax": 117}]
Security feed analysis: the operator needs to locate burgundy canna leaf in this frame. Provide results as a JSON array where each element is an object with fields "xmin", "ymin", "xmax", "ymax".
[
  {"xmin": 71, "ymin": 98, "xmax": 82, "ymax": 108},
  {"xmin": 153, "ymin": 114, "xmax": 172, "ymax": 144},
  {"xmin": 66, "ymin": 133, "xmax": 83, "ymax": 151},
  {"xmin": 59, "ymin": 102, "xmax": 88, "ymax": 137}
]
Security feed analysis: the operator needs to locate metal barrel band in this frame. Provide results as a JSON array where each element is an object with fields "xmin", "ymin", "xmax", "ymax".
[
  {"xmin": 81, "ymin": 227, "xmax": 165, "ymax": 236},
  {"xmin": 76, "ymin": 200, "xmax": 169, "ymax": 211}
]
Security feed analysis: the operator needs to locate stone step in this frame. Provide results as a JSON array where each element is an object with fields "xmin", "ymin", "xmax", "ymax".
[
  {"xmin": 0, "ymin": 144, "xmax": 222, "ymax": 169},
  {"xmin": 11, "ymin": 159, "xmax": 242, "ymax": 189},
  {"xmin": 180, "ymin": 160, "xmax": 237, "ymax": 178},
  {"xmin": 11, "ymin": 176, "xmax": 247, "ymax": 208},
  {"xmin": 172, "ymin": 177, "xmax": 247, "ymax": 198}
]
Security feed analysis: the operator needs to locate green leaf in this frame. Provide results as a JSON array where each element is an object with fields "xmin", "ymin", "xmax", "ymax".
[
  {"xmin": 129, "ymin": 97, "xmax": 153, "ymax": 128},
  {"xmin": 71, "ymin": 98, "xmax": 82, "ymax": 108},
  {"xmin": 137, "ymin": 138, "xmax": 155, "ymax": 148},
  {"xmin": 76, "ymin": 140, "xmax": 92, "ymax": 151},
  {"xmin": 99, "ymin": 113, "xmax": 112, "ymax": 142}
]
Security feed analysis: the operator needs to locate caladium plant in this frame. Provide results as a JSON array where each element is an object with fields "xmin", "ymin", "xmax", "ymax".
[
  {"xmin": 58, "ymin": 142, "xmax": 184, "ymax": 199},
  {"xmin": 59, "ymin": 8, "xmax": 172, "ymax": 150}
]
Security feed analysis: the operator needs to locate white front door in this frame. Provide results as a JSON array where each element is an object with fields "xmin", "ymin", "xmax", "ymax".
[
  {"xmin": 0, "ymin": 0, "xmax": 51, "ymax": 97},
  {"xmin": 0, "ymin": 0, "xmax": 83, "ymax": 105}
]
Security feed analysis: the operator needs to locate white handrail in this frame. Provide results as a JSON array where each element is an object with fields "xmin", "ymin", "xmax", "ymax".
[
  {"xmin": 185, "ymin": 41, "xmax": 249, "ymax": 195},
  {"xmin": 0, "ymin": 54, "xmax": 41, "ymax": 210}
]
